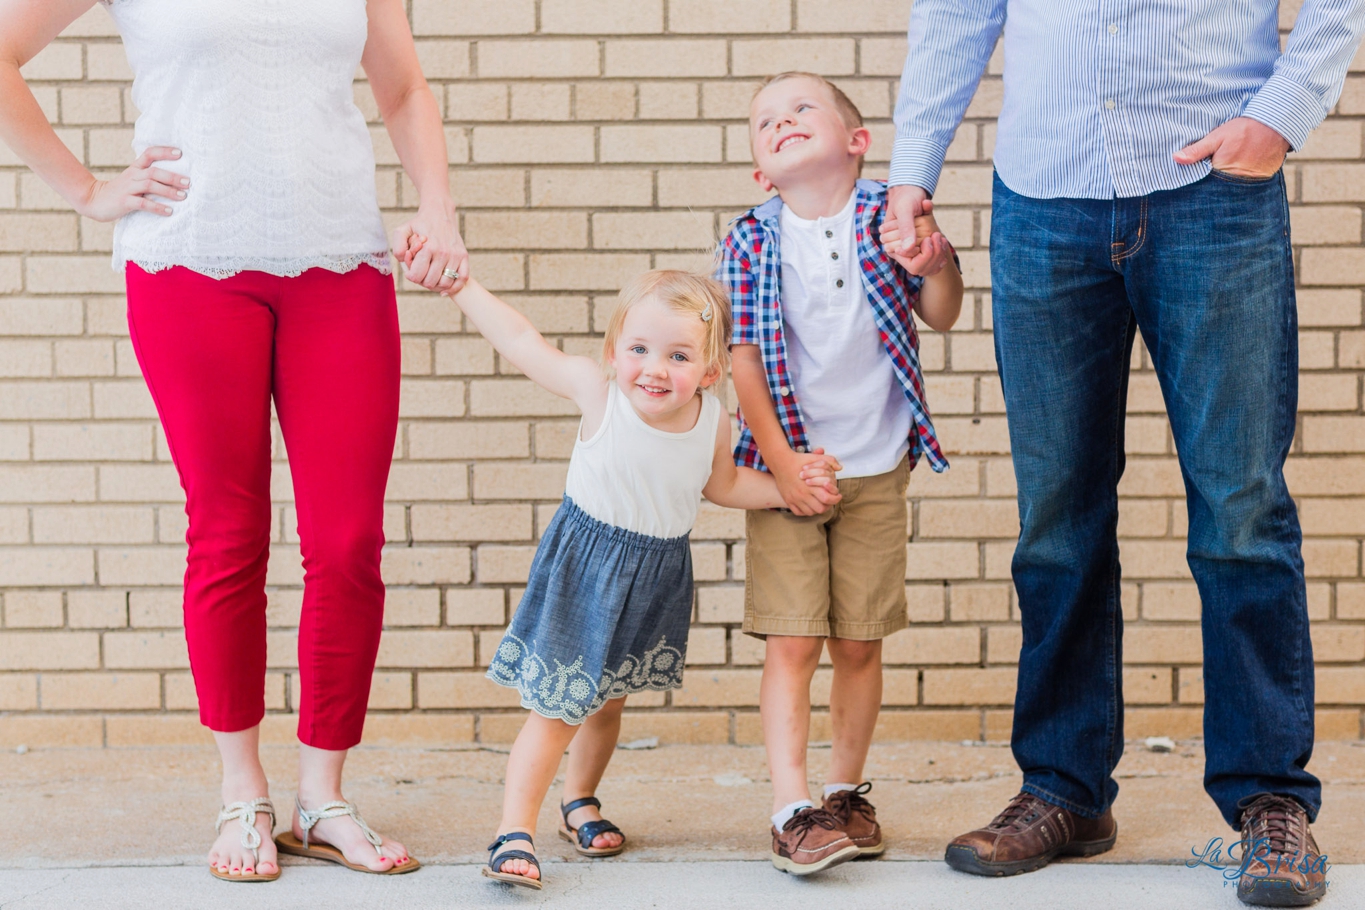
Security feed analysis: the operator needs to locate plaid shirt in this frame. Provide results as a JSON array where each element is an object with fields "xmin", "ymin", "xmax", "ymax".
[{"xmin": 717, "ymin": 179, "xmax": 948, "ymax": 474}]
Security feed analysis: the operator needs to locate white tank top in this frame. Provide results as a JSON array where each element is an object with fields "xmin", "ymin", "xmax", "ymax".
[
  {"xmin": 564, "ymin": 384, "xmax": 721, "ymax": 539},
  {"xmin": 100, "ymin": 0, "xmax": 391, "ymax": 279}
]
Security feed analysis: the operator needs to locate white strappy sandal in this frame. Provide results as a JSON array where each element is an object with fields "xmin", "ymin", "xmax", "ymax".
[
  {"xmin": 211, "ymin": 797, "xmax": 281, "ymax": 882},
  {"xmin": 274, "ymin": 797, "xmax": 420, "ymax": 875}
]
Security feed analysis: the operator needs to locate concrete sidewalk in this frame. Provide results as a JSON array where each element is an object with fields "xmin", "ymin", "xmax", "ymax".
[
  {"xmin": 4, "ymin": 863, "xmax": 1364, "ymax": 910},
  {"xmin": 4, "ymin": 740, "xmax": 1365, "ymax": 906}
]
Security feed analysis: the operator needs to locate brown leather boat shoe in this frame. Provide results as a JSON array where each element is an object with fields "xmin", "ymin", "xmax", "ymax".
[
  {"xmin": 823, "ymin": 782, "xmax": 884, "ymax": 858},
  {"xmin": 944, "ymin": 790, "xmax": 1117, "ymax": 876},
  {"xmin": 1236, "ymin": 794, "xmax": 1327, "ymax": 907},
  {"xmin": 771, "ymin": 806, "xmax": 860, "ymax": 876}
]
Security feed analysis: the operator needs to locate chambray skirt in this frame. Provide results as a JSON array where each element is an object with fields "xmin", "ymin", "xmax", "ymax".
[{"xmin": 486, "ymin": 496, "xmax": 693, "ymax": 724}]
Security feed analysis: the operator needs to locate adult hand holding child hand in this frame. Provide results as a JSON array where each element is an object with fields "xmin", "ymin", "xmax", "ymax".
[
  {"xmin": 880, "ymin": 199, "xmax": 953, "ymax": 277},
  {"xmin": 391, "ymin": 204, "xmax": 470, "ymax": 296}
]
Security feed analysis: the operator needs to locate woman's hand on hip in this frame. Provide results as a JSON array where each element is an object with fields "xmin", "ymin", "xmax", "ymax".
[
  {"xmin": 77, "ymin": 147, "xmax": 188, "ymax": 222},
  {"xmin": 392, "ymin": 200, "xmax": 469, "ymax": 295}
]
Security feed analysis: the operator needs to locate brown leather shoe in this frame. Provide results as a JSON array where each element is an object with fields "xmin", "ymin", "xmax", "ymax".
[
  {"xmin": 771, "ymin": 806, "xmax": 860, "ymax": 875},
  {"xmin": 1236, "ymin": 794, "xmax": 1327, "ymax": 907},
  {"xmin": 823, "ymin": 782, "xmax": 884, "ymax": 857},
  {"xmin": 945, "ymin": 791, "xmax": 1117, "ymax": 876}
]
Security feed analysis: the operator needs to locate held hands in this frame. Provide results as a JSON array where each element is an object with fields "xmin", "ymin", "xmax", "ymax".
[
  {"xmin": 77, "ymin": 147, "xmax": 189, "ymax": 222},
  {"xmin": 1174, "ymin": 117, "xmax": 1290, "ymax": 179},
  {"xmin": 775, "ymin": 447, "xmax": 844, "ymax": 516},
  {"xmin": 880, "ymin": 198, "xmax": 953, "ymax": 277},
  {"xmin": 392, "ymin": 201, "xmax": 470, "ymax": 296}
]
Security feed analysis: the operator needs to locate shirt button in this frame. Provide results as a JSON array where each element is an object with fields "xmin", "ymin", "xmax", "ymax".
[
  {"xmin": 836, "ymin": 279, "xmax": 844, "ymax": 288},
  {"xmin": 830, "ymin": 251, "xmax": 839, "ymax": 260},
  {"xmin": 1104, "ymin": 99, "xmax": 1116, "ymax": 110},
  {"xmin": 1108, "ymin": 23, "xmax": 1118, "ymax": 34},
  {"xmin": 795, "ymin": 445, "xmax": 807, "ymax": 453},
  {"xmin": 824, "ymin": 230, "xmax": 833, "ymax": 238},
  {"xmin": 779, "ymin": 385, "xmax": 790, "ymax": 396}
]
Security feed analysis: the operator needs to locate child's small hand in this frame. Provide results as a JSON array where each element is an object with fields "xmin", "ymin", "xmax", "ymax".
[
  {"xmin": 398, "ymin": 233, "xmax": 426, "ymax": 269},
  {"xmin": 798, "ymin": 453, "xmax": 843, "ymax": 512},
  {"xmin": 772, "ymin": 449, "xmax": 842, "ymax": 515},
  {"xmin": 880, "ymin": 199, "xmax": 954, "ymax": 277},
  {"xmin": 405, "ymin": 235, "xmax": 470, "ymax": 297},
  {"xmin": 798, "ymin": 450, "xmax": 842, "ymax": 487},
  {"xmin": 786, "ymin": 447, "xmax": 842, "ymax": 512}
]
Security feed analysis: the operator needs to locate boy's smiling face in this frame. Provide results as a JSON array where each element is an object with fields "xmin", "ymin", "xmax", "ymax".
[{"xmin": 749, "ymin": 76, "xmax": 869, "ymax": 194}]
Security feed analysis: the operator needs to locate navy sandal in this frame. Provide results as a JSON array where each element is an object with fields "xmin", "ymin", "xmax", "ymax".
[
  {"xmin": 558, "ymin": 797, "xmax": 626, "ymax": 857},
  {"xmin": 481, "ymin": 831, "xmax": 542, "ymax": 890}
]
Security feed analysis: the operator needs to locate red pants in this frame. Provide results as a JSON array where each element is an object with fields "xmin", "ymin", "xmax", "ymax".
[{"xmin": 127, "ymin": 264, "xmax": 400, "ymax": 750}]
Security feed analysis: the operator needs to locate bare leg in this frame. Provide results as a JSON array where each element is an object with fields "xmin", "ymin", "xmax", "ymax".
[
  {"xmin": 494, "ymin": 712, "xmax": 580, "ymax": 880},
  {"xmin": 761, "ymin": 635, "xmax": 825, "ymax": 813},
  {"xmin": 207, "ymin": 727, "xmax": 278, "ymax": 877},
  {"xmin": 561, "ymin": 697, "xmax": 626, "ymax": 850},
  {"xmin": 825, "ymin": 638, "xmax": 883, "ymax": 788},
  {"xmin": 293, "ymin": 744, "xmax": 412, "ymax": 871}
]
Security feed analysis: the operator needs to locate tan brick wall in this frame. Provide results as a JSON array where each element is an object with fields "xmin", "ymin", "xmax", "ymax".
[{"xmin": 0, "ymin": 2, "xmax": 1362, "ymax": 748}]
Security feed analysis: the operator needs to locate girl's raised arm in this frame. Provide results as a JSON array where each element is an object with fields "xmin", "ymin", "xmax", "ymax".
[{"xmin": 452, "ymin": 279, "xmax": 606, "ymax": 412}]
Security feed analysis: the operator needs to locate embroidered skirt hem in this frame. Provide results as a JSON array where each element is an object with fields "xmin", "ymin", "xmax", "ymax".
[{"xmin": 485, "ymin": 496, "xmax": 693, "ymax": 726}]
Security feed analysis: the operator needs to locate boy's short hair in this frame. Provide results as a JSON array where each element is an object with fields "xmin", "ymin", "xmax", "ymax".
[
  {"xmin": 601, "ymin": 270, "xmax": 734, "ymax": 382},
  {"xmin": 751, "ymin": 72, "xmax": 865, "ymax": 173}
]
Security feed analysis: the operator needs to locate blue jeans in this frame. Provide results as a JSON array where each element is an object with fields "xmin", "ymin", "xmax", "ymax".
[{"xmin": 990, "ymin": 171, "xmax": 1319, "ymax": 829}]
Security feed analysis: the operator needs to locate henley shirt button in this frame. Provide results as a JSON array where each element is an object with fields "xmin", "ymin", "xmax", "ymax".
[
  {"xmin": 824, "ymin": 230, "xmax": 833, "ymax": 238},
  {"xmin": 836, "ymin": 279, "xmax": 844, "ymax": 287},
  {"xmin": 779, "ymin": 385, "xmax": 790, "ymax": 396},
  {"xmin": 830, "ymin": 251, "xmax": 839, "ymax": 260},
  {"xmin": 1108, "ymin": 23, "xmax": 1118, "ymax": 34},
  {"xmin": 1105, "ymin": 99, "xmax": 1116, "ymax": 110}
]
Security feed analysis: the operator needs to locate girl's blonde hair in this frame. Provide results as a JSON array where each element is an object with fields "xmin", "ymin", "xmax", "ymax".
[{"xmin": 601, "ymin": 270, "xmax": 733, "ymax": 382}]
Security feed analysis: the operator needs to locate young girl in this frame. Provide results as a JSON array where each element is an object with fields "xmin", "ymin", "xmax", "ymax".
[{"xmin": 448, "ymin": 269, "xmax": 841, "ymax": 889}]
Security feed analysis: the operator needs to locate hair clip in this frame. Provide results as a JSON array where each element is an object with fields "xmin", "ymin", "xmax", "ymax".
[{"xmin": 700, "ymin": 300, "xmax": 713, "ymax": 323}]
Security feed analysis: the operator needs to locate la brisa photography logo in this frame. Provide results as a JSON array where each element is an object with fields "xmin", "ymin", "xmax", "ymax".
[{"xmin": 1186, "ymin": 836, "xmax": 1330, "ymax": 889}]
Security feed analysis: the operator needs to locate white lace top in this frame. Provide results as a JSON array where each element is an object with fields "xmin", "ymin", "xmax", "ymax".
[{"xmin": 100, "ymin": 0, "xmax": 391, "ymax": 279}]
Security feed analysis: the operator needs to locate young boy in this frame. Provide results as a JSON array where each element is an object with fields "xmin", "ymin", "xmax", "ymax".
[{"xmin": 717, "ymin": 72, "xmax": 963, "ymax": 875}]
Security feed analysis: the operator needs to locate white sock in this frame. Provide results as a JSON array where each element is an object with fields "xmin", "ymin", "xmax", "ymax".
[
  {"xmin": 824, "ymin": 782, "xmax": 858, "ymax": 797},
  {"xmin": 771, "ymin": 799, "xmax": 815, "ymax": 830}
]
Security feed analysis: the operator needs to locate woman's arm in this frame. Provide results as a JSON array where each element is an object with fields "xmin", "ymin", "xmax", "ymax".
[
  {"xmin": 452, "ymin": 278, "xmax": 605, "ymax": 413},
  {"xmin": 0, "ymin": 0, "xmax": 185, "ymax": 221},
  {"xmin": 702, "ymin": 408, "xmax": 841, "ymax": 511},
  {"xmin": 362, "ymin": 0, "xmax": 468, "ymax": 295}
]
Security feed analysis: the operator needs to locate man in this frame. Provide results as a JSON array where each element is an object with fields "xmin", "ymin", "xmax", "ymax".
[{"xmin": 889, "ymin": 1, "xmax": 1365, "ymax": 906}]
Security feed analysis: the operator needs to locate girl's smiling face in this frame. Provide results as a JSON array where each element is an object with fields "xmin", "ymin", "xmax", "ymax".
[{"xmin": 607, "ymin": 295, "xmax": 719, "ymax": 426}]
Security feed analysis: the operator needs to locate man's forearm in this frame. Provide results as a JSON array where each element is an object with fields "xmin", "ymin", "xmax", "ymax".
[{"xmin": 890, "ymin": 0, "xmax": 1007, "ymax": 193}]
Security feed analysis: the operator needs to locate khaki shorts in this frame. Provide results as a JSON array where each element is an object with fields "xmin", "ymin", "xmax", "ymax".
[{"xmin": 744, "ymin": 455, "xmax": 910, "ymax": 641}]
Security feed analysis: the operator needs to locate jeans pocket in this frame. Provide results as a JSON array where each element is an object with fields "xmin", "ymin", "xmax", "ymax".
[{"xmin": 1209, "ymin": 168, "xmax": 1279, "ymax": 185}]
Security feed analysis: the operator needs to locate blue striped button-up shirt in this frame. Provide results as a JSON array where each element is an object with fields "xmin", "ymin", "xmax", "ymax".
[{"xmin": 891, "ymin": 0, "xmax": 1365, "ymax": 199}]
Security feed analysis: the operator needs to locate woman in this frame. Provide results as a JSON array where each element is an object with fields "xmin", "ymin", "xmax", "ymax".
[{"xmin": 0, "ymin": 0, "xmax": 467, "ymax": 880}]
